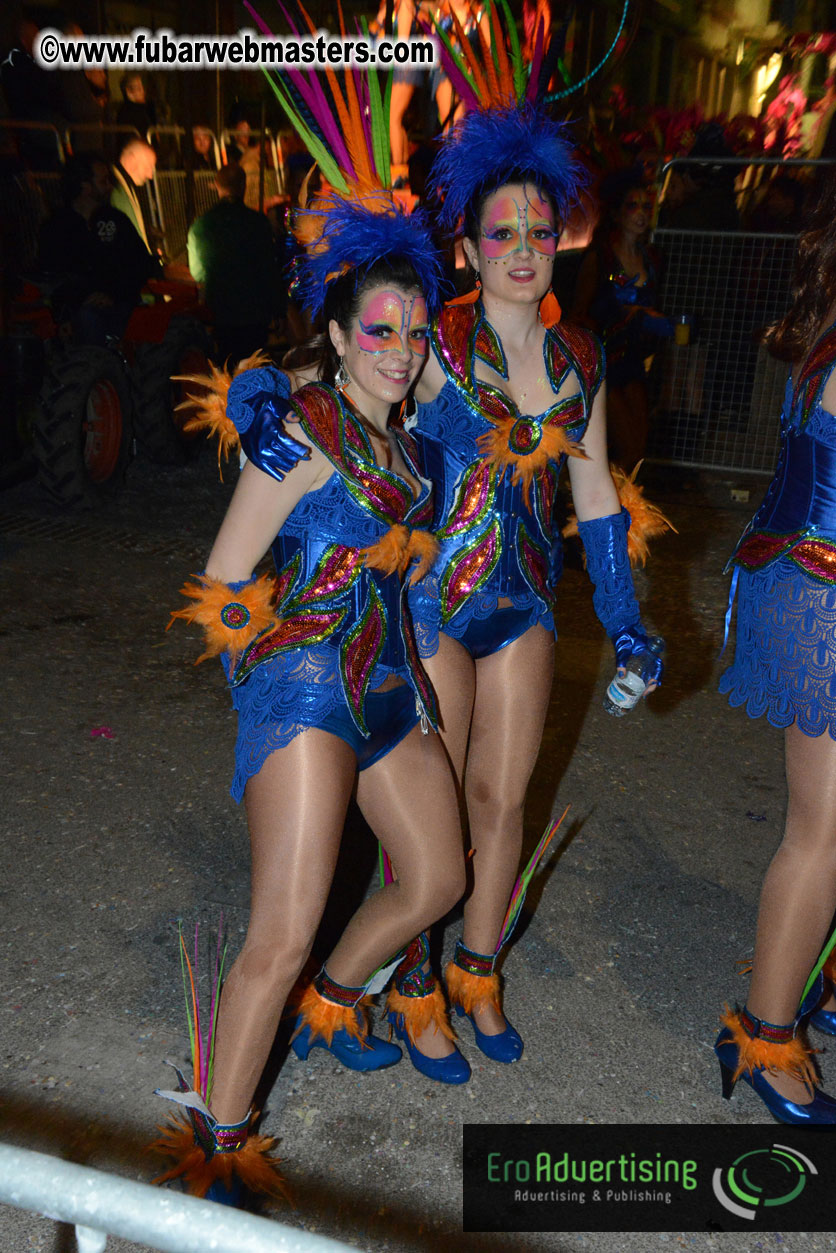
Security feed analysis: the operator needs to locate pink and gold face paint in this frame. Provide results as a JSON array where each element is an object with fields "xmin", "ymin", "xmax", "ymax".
[
  {"xmin": 355, "ymin": 289, "xmax": 429, "ymax": 358},
  {"xmin": 479, "ymin": 187, "xmax": 557, "ymax": 261}
]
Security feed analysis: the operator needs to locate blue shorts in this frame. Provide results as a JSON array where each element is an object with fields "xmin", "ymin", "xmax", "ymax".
[
  {"xmin": 318, "ymin": 684, "xmax": 419, "ymax": 767},
  {"xmin": 450, "ymin": 604, "xmax": 539, "ymax": 660}
]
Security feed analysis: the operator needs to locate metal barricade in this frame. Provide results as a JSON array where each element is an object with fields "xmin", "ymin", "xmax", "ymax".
[
  {"xmin": 648, "ymin": 228, "xmax": 796, "ymax": 474},
  {"xmin": 0, "ymin": 170, "xmax": 62, "ymax": 271},
  {"xmin": 0, "ymin": 1141, "xmax": 358, "ymax": 1253}
]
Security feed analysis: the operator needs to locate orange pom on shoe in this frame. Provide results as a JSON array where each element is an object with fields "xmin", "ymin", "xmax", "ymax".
[
  {"xmin": 167, "ymin": 573, "xmax": 279, "ymax": 664},
  {"xmin": 174, "ymin": 350, "xmax": 273, "ymax": 475},
  {"xmin": 719, "ymin": 1007, "xmax": 819, "ymax": 1092},
  {"xmin": 386, "ymin": 985, "xmax": 457, "ymax": 1046},
  {"xmin": 445, "ymin": 961, "xmax": 502, "ymax": 1017},
  {"xmin": 289, "ymin": 982, "xmax": 371, "ymax": 1047},
  {"xmin": 149, "ymin": 1112, "xmax": 289, "ymax": 1203}
]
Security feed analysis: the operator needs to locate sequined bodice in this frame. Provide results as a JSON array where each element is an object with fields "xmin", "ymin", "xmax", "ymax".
[
  {"xmin": 729, "ymin": 324, "xmax": 836, "ymax": 585},
  {"xmin": 412, "ymin": 301, "xmax": 603, "ymax": 625}
]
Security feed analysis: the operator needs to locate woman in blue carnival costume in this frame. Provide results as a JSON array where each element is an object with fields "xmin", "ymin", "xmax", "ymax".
[
  {"xmin": 151, "ymin": 61, "xmax": 468, "ymax": 1202},
  {"xmin": 715, "ymin": 174, "xmax": 836, "ymax": 1125},
  {"xmin": 379, "ymin": 2, "xmax": 669, "ymax": 1081}
]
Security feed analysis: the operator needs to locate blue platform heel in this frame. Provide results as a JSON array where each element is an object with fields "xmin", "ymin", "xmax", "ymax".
[
  {"xmin": 385, "ymin": 935, "xmax": 470, "ymax": 1084},
  {"xmin": 289, "ymin": 967, "xmax": 402, "ymax": 1072},
  {"xmin": 446, "ymin": 941, "xmax": 523, "ymax": 1064},
  {"xmin": 715, "ymin": 982, "xmax": 836, "ymax": 1125},
  {"xmin": 809, "ymin": 973, "xmax": 836, "ymax": 1035}
]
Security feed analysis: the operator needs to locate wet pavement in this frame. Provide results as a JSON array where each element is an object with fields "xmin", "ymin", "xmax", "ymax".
[{"xmin": 1, "ymin": 451, "xmax": 835, "ymax": 1253}]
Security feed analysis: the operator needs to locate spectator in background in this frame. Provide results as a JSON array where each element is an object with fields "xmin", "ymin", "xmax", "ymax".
[
  {"xmin": 51, "ymin": 22, "xmax": 104, "ymax": 154},
  {"xmin": 187, "ymin": 161, "xmax": 279, "ymax": 363},
  {"xmin": 571, "ymin": 168, "xmax": 673, "ymax": 468},
  {"xmin": 111, "ymin": 136, "xmax": 157, "ymax": 254},
  {"xmin": 38, "ymin": 152, "xmax": 160, "ymax": 344},
  {"xmin": 190, "ymin": 125, "xmax": 217, "ymax": 170},
  {"xmin": 116, "ymin": 73, "xmax": 156, "ymax": 139}
]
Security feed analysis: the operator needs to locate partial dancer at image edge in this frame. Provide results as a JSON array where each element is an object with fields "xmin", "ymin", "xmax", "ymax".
[
  {"xmin": 151, "ymin": 62, "xmax": 466, "ymax": 1202},
  {"xmin": 716, "ymin": 171, "xmax": 836, "ymax": 1125},
  {"xmin": 387, "ymin": 5, "xmax": 671, "ymax": 1081}
]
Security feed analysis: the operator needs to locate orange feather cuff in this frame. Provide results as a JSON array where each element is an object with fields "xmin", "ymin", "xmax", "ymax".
[
  {"xmin": 386, "ymin": 985, "xmax": 457, "ymax": 1046},
  {"xmin": 289, "ymin": 983, "xmax": 371, "ymax": 1047},
  {"xmin": 562, "ymin": 460, "xmax": 676, "ymax": 567},
  {"xmin": 167, "ymin": 573, "xmax": 279, "ymax": 664},
  {"xmin": 719, "ymin": 1007, "xmax": 818, "ymax": 1091},
  {"xmin": 174, "ymin": 349, "xmax": 272, "ymax": 474},
  {"xmin": 445, "ymin": 961, "xmax": 502, "ymax": 1016},
  {"xmin": 150, "ymin": 1112, "xmax": 289, "ymax": 1202},
  {"xmin": 361, "ymin": 526, "xmax": 439, "ymax": 585}
]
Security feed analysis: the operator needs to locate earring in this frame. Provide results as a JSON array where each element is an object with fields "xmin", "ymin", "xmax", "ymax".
[{"xmin": 335, "ymin": 357, "xmax": 349, "ymax": 389}]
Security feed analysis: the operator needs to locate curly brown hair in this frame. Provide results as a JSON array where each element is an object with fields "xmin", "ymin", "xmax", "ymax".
[{"xmin": 764, "ymin": 173, "xmax": 836, "ymax": 362}]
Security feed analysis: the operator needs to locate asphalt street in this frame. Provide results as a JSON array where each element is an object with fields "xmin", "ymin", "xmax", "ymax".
[{"xmin": 1, "ymin": 450, "xmax": 834, "ymax": 1253}]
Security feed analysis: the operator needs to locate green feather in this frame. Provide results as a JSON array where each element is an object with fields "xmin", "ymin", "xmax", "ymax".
[
  {"xmin": 262, "ymin": 70, "xmax": 348, "ymax": 193},
  {"xmin": 496, "ymin": 0, "xmax": 525, "ymax": 102},
  {"xmin": 432, "ymin": 18, "xmax": 479, "ymax": 98},
  {"xmin": 361, "ymin": 21, "xmax": 391, "ymax": 184}
]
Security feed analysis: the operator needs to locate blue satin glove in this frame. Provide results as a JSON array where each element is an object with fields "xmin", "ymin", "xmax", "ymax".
[
  {"xmin": 577, "ymin": 508, "xmax": 656, "ymax": 672},
  {"xmin": 227, "ymin": 366, "xmax": 310, "ymax": 483},
  {"xmin": 612, "ymin": 624, "xmax": 665, "ymax": 686}
]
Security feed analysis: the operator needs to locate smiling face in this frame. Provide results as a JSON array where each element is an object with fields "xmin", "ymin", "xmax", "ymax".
[
  {"xmin": 329, "ymin": 284, "xmax": 429, "ymax": 422},
  {"xmin": 465, "ymin": 182, "xmax": 557, "ymax": 306}
]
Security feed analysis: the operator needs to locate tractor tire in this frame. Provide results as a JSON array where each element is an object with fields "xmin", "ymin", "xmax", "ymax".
[
  {"xmin": 32, "ymin": 347, "xmax": 133, "ymax": 509},
  {"xmin": 131, "ymin": 316, "xmax": 212, "ymax": 465}
]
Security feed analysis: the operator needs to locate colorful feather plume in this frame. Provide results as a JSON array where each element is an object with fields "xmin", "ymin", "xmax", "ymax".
[
  {"xmin": 495, "ymin": 806, "xmax": 569, "ymax": 952},
  {"xmin": 426, "ymin": 0, "xmax": 584, "ymax": 234},
  {"xmin": 243, "ymin": 0, "xmax": 443, "ymax": 319},
  {"xmin": 173, "ymin": 350, "xmax": 271, "ymax": 473},
  {"xmin": 562, "ymin": 462, "xmax": 676, "ymax": 568},
  {"xmin": 176, "ymin": 921, "xmax": 228, "ymax": 1102}
]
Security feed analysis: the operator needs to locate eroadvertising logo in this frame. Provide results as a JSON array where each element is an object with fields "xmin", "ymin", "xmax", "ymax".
[{"xmin": 462, "ymin": 1126, "xmax": 836, "ymax": 1232}]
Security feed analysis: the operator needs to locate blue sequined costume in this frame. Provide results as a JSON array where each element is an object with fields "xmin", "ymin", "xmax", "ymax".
[
  {"xmin": 224, "ymin": 366, "xmax": 438, "ymax": 801},
  {"xmin": 409, "ymin": 300, "xmax": 604, "ymax": 658},
  {"xmin": 720, "ymin": 325, "xmax": 836, "ymax": 737}
]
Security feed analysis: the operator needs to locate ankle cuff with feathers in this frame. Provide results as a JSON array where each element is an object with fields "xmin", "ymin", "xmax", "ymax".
[
  {"xmin": 386, "ymin": 984, "xmax": 456, "ymax": 1045},
  {"xmin": 721, "ymin": 1006, "xmax": 818, "ymax": 1091}
]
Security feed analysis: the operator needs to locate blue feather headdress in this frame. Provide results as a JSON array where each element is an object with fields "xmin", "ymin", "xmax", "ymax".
[
  {"xmin": 244, "ymin": 0, "xmax": 444, "ymax": 320},
  {"xmin": 433, "ymin": 103, "xmax": 582, "ymax": 236},
  {"xmin": 427, "ymin": 0, "xmax": 585, "ymax": 236},
  {"xmin": 291, "ymin": 194, "xmax": 444, "ymax": 321}
]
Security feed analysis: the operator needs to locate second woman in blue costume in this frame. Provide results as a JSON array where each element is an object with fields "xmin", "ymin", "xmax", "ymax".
[
  {"xmin": 382, "ymin": 88, "xmax": 665, "ymax": 1080},
  {"xmin": 715, "ymin": 175, "xmax": 836, "ymax": 1125}
]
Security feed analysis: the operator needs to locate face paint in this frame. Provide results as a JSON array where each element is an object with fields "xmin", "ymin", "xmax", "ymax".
[
  {"xmin": 356, "ymin": 289, "xmax": 429, "ymax": 357},
  {"xmin": 479, "ymin": 187, "xmax": 557, "ymax": 260}
]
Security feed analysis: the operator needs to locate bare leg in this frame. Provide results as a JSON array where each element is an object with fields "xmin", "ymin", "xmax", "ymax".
[
  {"xmin": 746, "ymin": 723, "xmax": 836, "ymax": 1102},
  {"xmin": 209, "ymin": 730, "xmax": 357, "ymax": 1125},
  {"xmin": 389, "ymin": 82, "xmax": 414, "ymax": 168}
]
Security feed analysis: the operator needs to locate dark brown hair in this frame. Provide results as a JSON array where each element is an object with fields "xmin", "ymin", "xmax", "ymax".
[{"xmin": 764, "ymin": 174, "xmax": 836, "ymax": 362}]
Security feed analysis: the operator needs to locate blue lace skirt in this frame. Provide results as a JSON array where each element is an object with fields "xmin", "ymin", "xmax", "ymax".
[{"xmin": 719, "ymin": 557, "xmax": 836, "ymax": 738}]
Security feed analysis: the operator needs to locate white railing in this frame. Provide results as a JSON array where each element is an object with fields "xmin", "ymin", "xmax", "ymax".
[{"xmin": 0, "ymin": 1142, "xmax": 357, "ymax": 1253}]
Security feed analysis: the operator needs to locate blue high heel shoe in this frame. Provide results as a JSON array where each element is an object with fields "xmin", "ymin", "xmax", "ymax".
[
  {"xmin": 453, "ymin": 1002, "xmax": 523, "ymax": 1064},
  {"xmin": 387, "ymin": 1009, "xmax": 471, "ymax": 1084},
  {"xmin": 291, "ymin": 1015, "xmax": 402, "ymax": 1071},
  {"xmin": 808, "ymin": 977, "xmax": 836, "ymax": 1035},
  {"xmin": 715, "ymin": 990, "xmax": 836, "ymax": 1126}
]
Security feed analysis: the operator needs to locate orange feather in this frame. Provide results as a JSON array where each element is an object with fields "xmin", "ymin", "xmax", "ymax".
[
  {"xmin": 477, "ymin": 420, "xmax": 586, "ymax": 507},
  {"xmin": 562, "ymin": 461, "xmax": 676, "ymax": 567},
  {"xmin": 361, "ymin": 524, "xmax": 411, "ymax": 577},
  {"xmin": 445, "ymin": 960, "xmax": 501, "ymax": 1016},
  {"xmin": 406, "ymin": 529, "xmax": 440, "ymax": 585},
  {"xmin": 488, "ymin": 1, "xmax": 515, "ymax": 103},
  {"xmin": 386, "ymin": 985, "xmax": 457, "ymax": 1045},
  {"xmin": 448, "ymin": 6, "xmax": 492, "ymax": 102},
  {"xmin": 167, "ymin": 574, "xmax": 279, "ymax": 664},
  {"xmin": 174, "ymin": 350, "xmax": 272, "ymax": 473},
  {"xmin": 289, "ymin": 983, "xmax": 371, "ymax": 1046},
  {"xmin": 149, "ymin": 1113, "xmax": 289, "ymax": 1202},
  {"xmin": 719, "ymin": 1007, "xmax": 818, "ymax": 1091}
]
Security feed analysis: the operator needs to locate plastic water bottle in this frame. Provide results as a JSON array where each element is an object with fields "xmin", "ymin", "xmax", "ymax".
[{"xmin": 603, "ymin": 636, "xmax": 665, "ymax": 717}]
